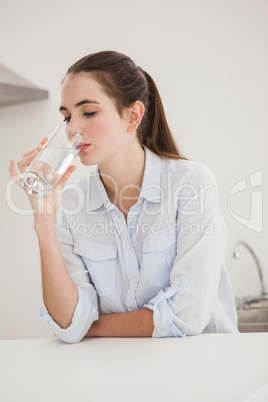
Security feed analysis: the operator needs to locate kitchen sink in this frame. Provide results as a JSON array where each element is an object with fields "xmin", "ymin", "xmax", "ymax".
[
  {"xmin": 237, "ymin": 300, "xmax": 268, "ymax": 333},
  {"xmin": 233, "ymin": 240, "xmax": 268, "ymax": 332}
]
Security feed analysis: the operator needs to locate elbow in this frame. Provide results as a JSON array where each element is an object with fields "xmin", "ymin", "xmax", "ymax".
[
  {"xmin": 58, "ymin": 335, "xmax": 83, "ymax": 344},
  {"xmin": 182, "ymin": 323, "xmax": 204, "ymax": 336},
  {"xmin": 47, "ymin": 321, "xmax": 86, "ymax": 344},
  {"xmin": 40, "ymin": 290, "xmax": 99, "ymax": 344},
  {"xmin": 46, "ymin": 315, "xmax": 93, "ymax": 344},
  {"xmin": 172, "ymin": 310, "xmax": 211, "ymax": 336}
]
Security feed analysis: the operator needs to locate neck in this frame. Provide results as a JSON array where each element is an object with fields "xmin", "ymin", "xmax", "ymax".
[{"xmin": 99, "ymin": 142, "xmax": 145, "ymax": 210}]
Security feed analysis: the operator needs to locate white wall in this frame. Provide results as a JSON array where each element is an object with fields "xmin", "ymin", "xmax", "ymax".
[{"xmin": 1, "ymin": 0, "xmax": 267, "ymax": 340}]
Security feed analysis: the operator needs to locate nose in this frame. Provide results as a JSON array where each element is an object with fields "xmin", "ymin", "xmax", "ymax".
[
  {"xmin": 69, "ymin": 117, "xmax": 84, "ymax": 137},
  {"xmin": 70, "ymin": 125, "xmax": 83, "ymax": 137},
  {"xmin": 71, "ymin": 126, "xmax": 83, "ymax": 138},
  {"xmin": 65, "ymin": 125, "xmax": 83, "ymax": 145}
]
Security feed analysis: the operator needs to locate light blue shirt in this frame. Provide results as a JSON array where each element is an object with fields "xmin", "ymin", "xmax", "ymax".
[{"xmin": 39, "ymin": 147, "xmax": 238, "ymax": 343}]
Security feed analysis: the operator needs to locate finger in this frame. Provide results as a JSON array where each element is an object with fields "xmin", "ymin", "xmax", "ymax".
[
  {"xmin": 57, "ymin": 165, "xmax": 76, "ymax": 189},
  {"xmin": 18, "ymin": 149, "xmax": 39, "ymax": 171},
  {"xmin": 22, "ymin": 137, "xmax": 48, "ymax": 158},
  {"xmin": 9, "ymin": 160, "xmax": 22, "ymax": 185},
  {"xmin": 41, "ymin": 137, "xmax": 48, "ymax": 145},
  {"xmin": 22, "ymin": 146, "xmax": 41, "ymax": 158}
]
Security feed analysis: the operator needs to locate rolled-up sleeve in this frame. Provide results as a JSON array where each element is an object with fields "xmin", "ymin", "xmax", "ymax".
[
  {"xmin": 145, "ymin": 164, "xmax": 232, "ymax": 337},
  {"xmin": 39, "ymin": 208, "xmax": 99, "ymax": 343}
]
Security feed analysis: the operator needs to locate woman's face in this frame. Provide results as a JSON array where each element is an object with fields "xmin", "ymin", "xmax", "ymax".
[{"xmin": 60, "ymin": 73, "xmax": 132, "ymax": 166}]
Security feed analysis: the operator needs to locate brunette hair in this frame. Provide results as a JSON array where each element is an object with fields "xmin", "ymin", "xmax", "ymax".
[{"xmin": 66, "ymin": 51, "xmax": 187, "ymax": 160}]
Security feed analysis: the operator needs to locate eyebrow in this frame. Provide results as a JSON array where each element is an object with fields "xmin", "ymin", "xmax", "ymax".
[{"xmin": 59, "ymin": 99, "xmax": 100, "ymax": 111}]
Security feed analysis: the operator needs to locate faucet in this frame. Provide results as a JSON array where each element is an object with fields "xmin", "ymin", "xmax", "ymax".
[{"xmin": 233, "ymin": 240, "xmax": 268, "ymax": 302}]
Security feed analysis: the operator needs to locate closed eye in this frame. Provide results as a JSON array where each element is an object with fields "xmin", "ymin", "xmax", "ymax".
[
  {"xmin": 84, "ymin": 112, "xmax": 96, "ymax": 118},
  {"xmin": 62, "ymin": 112, "xmax": 96, "ymax": 123}
]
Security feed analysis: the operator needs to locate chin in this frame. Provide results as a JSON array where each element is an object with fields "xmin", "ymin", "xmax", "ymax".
[{"xmin": 78, "ymin": 154, "xmax": 98, "ymax": 166}]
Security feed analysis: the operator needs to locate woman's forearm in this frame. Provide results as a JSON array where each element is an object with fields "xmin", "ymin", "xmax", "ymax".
[
  {"xmin": 85, "ymin": 308, "xmax": 154, "ymax": 338},
  {"xmin": 34, "ymin": 219, "xmax": 78, "ymax": 329}
]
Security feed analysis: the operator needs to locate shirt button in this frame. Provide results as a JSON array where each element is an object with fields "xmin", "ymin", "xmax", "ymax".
[
  {"xmin": 177, "ymin": 278, "xmax": 183, "ymax": 285},
  {"xmin": 133, "ymin": 278, "xmax": 137, "ymax": 284},
  {"xmin": 127, "ymin": 244, "xmax": 132, "ymax": 250}
]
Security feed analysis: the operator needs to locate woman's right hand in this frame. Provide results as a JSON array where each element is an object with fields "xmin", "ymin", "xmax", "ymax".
[{"xmin": 9, "ymin": 137, "xmax": 76, "ymax": 223}]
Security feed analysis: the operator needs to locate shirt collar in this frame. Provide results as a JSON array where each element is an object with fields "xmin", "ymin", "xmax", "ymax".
[
  {"xmin": 87, "ymin": 168, "xmax": 108, "ymax": 211},
  {"xmin": 140, "ymin": 147, "xmax": 162, "ymax": 203},
  {"xmin": 87, "ymin": 147, "xmax": 162, "ymax": 211}
]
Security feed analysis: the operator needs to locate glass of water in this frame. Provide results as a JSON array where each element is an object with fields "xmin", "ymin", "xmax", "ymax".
[{"xmin": 20, "ymin": 124, "xmax": 84, "ymax": 198}]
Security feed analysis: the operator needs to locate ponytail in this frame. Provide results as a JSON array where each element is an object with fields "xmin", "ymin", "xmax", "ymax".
[{"xmin": 138, "ymin": 68, "xmax": 187, "ymax": 160}]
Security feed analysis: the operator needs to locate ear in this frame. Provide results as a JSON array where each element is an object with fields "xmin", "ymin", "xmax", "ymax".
[{"xmin": 126, "ymin": 101, "xmax": 145, "ymax": 133}]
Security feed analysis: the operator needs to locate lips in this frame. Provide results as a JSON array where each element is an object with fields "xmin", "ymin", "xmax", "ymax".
[{"xmin": 74, "ymin": 142, "xmax": 91, "ymax": 153}]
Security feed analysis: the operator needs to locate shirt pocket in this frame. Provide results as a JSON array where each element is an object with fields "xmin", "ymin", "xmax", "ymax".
[
  {"xmin": 74, "ymin": 240, "xmax": 118, "ymax": 297},
  {"xmin": 142, "ymin": 234, "xmax": 177, "ymax": 287}
]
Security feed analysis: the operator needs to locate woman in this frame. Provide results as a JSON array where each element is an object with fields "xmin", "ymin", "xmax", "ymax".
[{"xmin": 9, "ymin": 51, "xmax": 238, "ymax": 343}]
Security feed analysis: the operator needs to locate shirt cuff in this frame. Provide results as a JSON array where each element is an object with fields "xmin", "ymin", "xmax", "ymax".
[
  {"xmin": 144, "ymin": 277, "xmax": 187, "ymax": 338},
  {"xmin": 39, "ymin": 287, "xmax": 99, "ymax": 343}
]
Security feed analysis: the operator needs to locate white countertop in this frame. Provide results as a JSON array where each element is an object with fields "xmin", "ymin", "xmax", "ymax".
[{"xmin": 0, "ymin": 333, "xmax": 268, "ymax": 402}]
